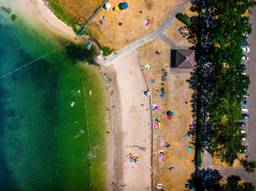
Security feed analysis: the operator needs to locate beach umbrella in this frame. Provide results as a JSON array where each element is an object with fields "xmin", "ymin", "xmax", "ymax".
[
  {"xmin": 118, "ymin": 2, "xmax": 128, "ymax": 10},
  {"xmin": 155, "ymin": 115, "xmax": 161, "ymax": 121},
  {"xmin": 144, "ymin": 19, "xmax": 151, "ymax": 28},
  {"xmin": 166, "ymin": 111, "xmax": 174, "ymax": 116},
  {"xmin": 144, "ymin": 64, "xmax": 151, "ymax": 70},
  {"xmin": 150, "ymin": 79, "xmax": 156, "ymax": 84},
  {"xmin": 103, "ymin": 2, "xmax": 111, "ymax": 10},
  {"xmin": 187, "ymin": 146, "xmax": 193, "ymax": 151},
  {"xmin": 166, "ymin": 111, "xmax": 174, "ymax": 120},
  {"xmin": 151, "ymin": 104, "xmax": 160, "ymax": 111},
  {"xmin": 144, "ymin": 90, "xmax": 151, "ymax": 97}
]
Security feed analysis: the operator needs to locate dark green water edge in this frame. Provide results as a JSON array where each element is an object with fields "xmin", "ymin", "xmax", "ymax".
[{"xmin": 0, "ymin": 6, "xmax": 106, "ymax": 191}]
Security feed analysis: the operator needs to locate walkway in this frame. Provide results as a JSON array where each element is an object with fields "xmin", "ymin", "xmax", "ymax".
[
  {"xmin": 201, "ymin": 149, "xmax": 213, "ymax": 169},
  {"xmin": 78, "ymin": 1, "xmax": 108, "ymax": 35},
  {"xmin": 97, "ymin": 1, "xmax": 190, "ymax": 67},
  {"xmin": 160, "ymin": 34, "xmax": 177, "ymax": 48}
]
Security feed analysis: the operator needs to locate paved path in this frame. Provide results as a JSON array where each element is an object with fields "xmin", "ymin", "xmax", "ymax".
[
  {"xmin": 160, "ymin": 34, "xmax": 177, "ymax": 48},
  {"xmin": 97, "ymin": 1, "xmax": 190, "ymax": 66},
  {"xmin": 218, "ymin": 167, "xmax": 255, "ymax": 183},
  {"xmin": 201, "ymin": 149, "xmax": 213, "ymax": 169},
  {"xmin": 78, "ymin": 1, "xmax": 108, "ymax": 35}
]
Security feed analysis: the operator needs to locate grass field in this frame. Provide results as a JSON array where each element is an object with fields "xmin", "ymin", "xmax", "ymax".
[
  {"xmin": 47, "ymin": 0, "xmax": 104, "ymax": 32},
  {"xmin": 46, "ymin": 0, "xmax": 182, "ymax": 49}
]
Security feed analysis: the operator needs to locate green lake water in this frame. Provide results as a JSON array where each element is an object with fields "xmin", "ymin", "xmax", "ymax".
[{"xmin": 0, "ymin": 2, "xmax": 106, "ymax": 191}]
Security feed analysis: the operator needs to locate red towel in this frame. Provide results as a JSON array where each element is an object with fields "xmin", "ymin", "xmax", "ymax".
[{"xmin": 167, "ymin": 116, "xmax": 173, "ymax": 120}]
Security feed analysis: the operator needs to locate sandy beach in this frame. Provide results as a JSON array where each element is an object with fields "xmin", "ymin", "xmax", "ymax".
[
  {"xmin": 17, "ymin": 0, "xmax": 76, "ymax": 41},
  {"xmin": 104, "ymin": 51, "xmax": 152, "ymax": 191}
]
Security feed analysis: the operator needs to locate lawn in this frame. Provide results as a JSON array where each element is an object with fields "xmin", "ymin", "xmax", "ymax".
[{"xmin": 47, "ymin": 0, "xmax": 104, "ymax": 32}]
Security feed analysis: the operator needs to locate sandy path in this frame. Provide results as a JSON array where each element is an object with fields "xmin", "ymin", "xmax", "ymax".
[
  {"xmin": 17, "ymin": 0, "xmax": 76, "ymax": 41},
  {"xmin": 111, "ymin": 51, "xmax": 152, "ymax": 191}
]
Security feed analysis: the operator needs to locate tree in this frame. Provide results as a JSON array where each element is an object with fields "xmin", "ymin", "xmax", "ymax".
[
  {"xmin": 242, "ymin": 160, "xmax": 256, "ymax": 173},
  {"xmin": 188, "ymin": 170, "xmax": 255, "ymax": 191},
  {"xmin": 188, "ymin": 0, "xmax": 253, "ymax": 165},
  {"xmin": 188, "ymin": 169, "xmax": 222, "ymax": 191},
  {"xmin": 220, "ymin": 175, "xmax": 255, "ymax": 191}
]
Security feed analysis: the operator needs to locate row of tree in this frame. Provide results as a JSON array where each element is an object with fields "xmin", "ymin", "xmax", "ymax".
[
  {"xmin": 188, "ymin": 168, "xmax": 255, "ymax": 191},
  {"xmin": 188, "ymin": 0, "xmax": 254, "ymax": 165}
]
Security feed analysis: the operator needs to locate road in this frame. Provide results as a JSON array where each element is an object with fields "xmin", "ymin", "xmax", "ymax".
[
  {"xmin": 96, "ymin": 1, "xmax": 190, "ymax": 66},
  {"xmin": 219, "ymin": 6, "xmax": 256, "ymax": 184}
]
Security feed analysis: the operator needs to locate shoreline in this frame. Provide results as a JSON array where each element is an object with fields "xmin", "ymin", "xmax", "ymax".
[
  {"xmin": 16, "ymin": 0, "xmax": 110, "ymax": 189},
  {"xmin": 20, "ymin": 0, "xmax": 115, "ymax": 190},
  {"xmin": 101, "ymin": 66, "xmax": 123, "ymax": 190},
  {"xmin": 21, "ymin": 0, "xmax": 153, "ymax": 190},
  {"xmin": 18, "ymin": 0, "xmax": 76, "ymax": 42}
]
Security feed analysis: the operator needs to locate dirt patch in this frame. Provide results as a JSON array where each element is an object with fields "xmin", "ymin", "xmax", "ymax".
[{"xmin": 88, "ymin": 0, "xmax": 184, "ymax": 50}]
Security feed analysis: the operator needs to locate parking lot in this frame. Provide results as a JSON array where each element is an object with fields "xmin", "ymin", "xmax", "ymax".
[{"xmin": 245, "ymin": 6, "xmax": 256, "ymax": 181}]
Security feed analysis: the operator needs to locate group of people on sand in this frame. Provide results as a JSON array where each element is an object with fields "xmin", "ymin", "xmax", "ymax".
[{"xmin": 128, "ymin": 152, "xmax": 142, "ymax": 163}]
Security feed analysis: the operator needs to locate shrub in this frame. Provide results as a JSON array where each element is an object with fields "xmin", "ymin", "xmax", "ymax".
[
  {"xmin": 176, "ymin": 13, "xmax": 191, "ymax": 26},
  {"xmin": 101, "ymin": 47, "xmax": 112, "ymax": 56},
  {"xmin": 196, "ymin": 147, "xmax": 202, "ymax": 167}
]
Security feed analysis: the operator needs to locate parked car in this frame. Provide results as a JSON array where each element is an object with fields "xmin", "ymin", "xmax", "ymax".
[
  {"xmin": 242, "ymin": 55, "xmax": 249, "ymax": 61},
  {"xmin": 242, "ymin": 108, "xmax": 249, "ymax": 113},
  {"xmin": 240, "ymin": 40, "xmax": 248, "ymax": 46},
  {"xmin": 242, "ymin": 113, "xmax": 249, "ymax": 120},
  {"xmin": 241, "ymin": 60, "xmax": 247, "ymax": 66},
  {"xmin": 237, "ymin": 122, "xmax": 246, "ymax": 128},
  {"xmin": 242, "ymin": 137, "xmax": 246, "ymax": 141},
  {"xmin": 242, "ymin": 98, "xmax": 248, "ymax": 105},
  {"xmin": 241, "ymin": 129, "xmax": 246, "ymax": 134},
  {"xmin": 242, "ymin": 46, "xmax": 250, "ymax": 54},
  {"xmin": 243, "ymin": 32, "xmax": 249, "ymax": 38},
  {"xmin": 240, "ymin": 148, "xmax": 247, "ymax": 153},
  {"xmin": 240, "ymin": 64, "xmax": 247, "ymax": 75}
]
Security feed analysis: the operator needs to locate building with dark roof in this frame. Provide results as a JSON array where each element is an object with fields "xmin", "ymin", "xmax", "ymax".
[{"xmin": 170, "ymin": 49, "xmax": 195, "ymax": 70}]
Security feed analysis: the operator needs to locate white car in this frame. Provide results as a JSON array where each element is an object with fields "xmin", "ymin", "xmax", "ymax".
[
  {"xmin": 242, "ymin": 137, "xmax": 246, "ymax": 141},
  {"xmin": 242, "ymin": 108, "xmax": 249, "ymax": 113},
  {"xmin": 242, "ymin": 55, "xmax": 249, "ymax": 61},
  {"xmin": 242, "ymin": 47, "xmax": 250, "ymax": 54},
  {"xmin": 241, "ymin": 130, "xmax": 246, "ymax": 134}
]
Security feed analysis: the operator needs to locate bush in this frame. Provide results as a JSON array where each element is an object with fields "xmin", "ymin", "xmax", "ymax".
[
  {"xmin": 242, "ymin": 160, "xmax": 256, "ymax": 173},
  {"xmin": 176, "ymin": 13, "xmax": 191, "ymax": 26},
  {"xmin": 101, "ymin": 47, "xmax": 112, "ymax": 56},
  {"xmin": 10, "ymin": 14, "xmax": 17, "ymax": 21},
  {"xmin": 66, "ymin": 43, "xmax": 96, "ymax": 63},
  {"xmin": 196, "ymin": 147, "xmax": 202, "ymax": 167},
  {"xmin": 0, "ymin": 6, "xmax": 11, "ymax": 14}
]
